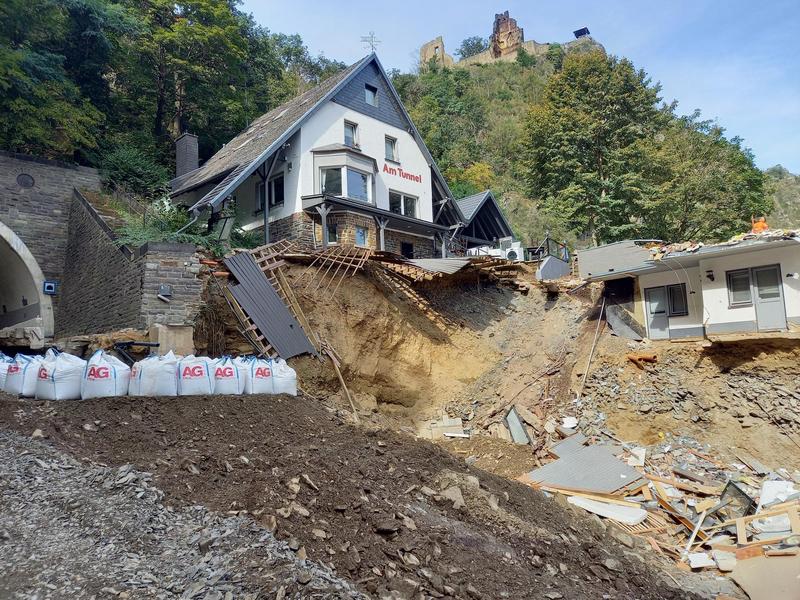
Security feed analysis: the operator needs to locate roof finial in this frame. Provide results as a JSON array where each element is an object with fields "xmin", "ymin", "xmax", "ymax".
[{"xmin": 360, "ymin": 31, "xmax": 381, "ymax": 53}]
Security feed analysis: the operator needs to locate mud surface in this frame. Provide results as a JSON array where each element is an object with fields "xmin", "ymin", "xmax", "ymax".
[{"xmin": 1, "ymin": 392, "xmax": 700, "ymax": 600}]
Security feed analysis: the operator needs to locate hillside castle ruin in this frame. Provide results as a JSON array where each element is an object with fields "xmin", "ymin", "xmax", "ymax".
[{"xmin": 420, "ymin": 11, "xmax": 602, "ymax": 67}]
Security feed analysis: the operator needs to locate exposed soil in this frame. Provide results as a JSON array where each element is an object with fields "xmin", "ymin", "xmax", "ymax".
[{"xmin": 1, "ymin": 392, "xmax": 704, "ymax": 600}]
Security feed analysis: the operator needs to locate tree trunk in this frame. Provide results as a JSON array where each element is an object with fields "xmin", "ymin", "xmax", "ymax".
[{"xmin": 153, "ymin": 46, "xmax": 167, "ymax": 139}]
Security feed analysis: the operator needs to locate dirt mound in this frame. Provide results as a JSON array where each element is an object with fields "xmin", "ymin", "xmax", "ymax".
[{"xmin": 1, "ymin": 392, "xmax": 698, "ymax": 600}]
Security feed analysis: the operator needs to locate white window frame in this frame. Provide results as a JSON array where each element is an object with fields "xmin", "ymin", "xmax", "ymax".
[
  {"xmin": 726, "ymin": 268, "xmax": 753, "ymax": 307},
  {"xmin": 344, "ymin": 121, "xmax": 359, "ymax": 148},
  {"xmin": 365, "ymin": 84, "xmax": 378, "ymax": 106},
  {"xmin": 255, "ymin": 180, "xmax": 266, "ymax": 215},
  {"xmin": 268, "ymin": 173, "xmax": 284, "ymax": 209},
  {"xmin": 320, "ymin": 166, "xmax": 372, "ymax": 204},
  {"xmin": 385, "ymin": 136, "xmax": 398, "ymax": 162},
  {"xmin": 388, "ymin": 190, "xmax": 418, "ymax": 218}
]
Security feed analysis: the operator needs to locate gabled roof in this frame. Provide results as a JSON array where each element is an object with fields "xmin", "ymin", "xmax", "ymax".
[
  {"xmin": 455, "ymin": 190, "xmax": 514, "ymax": 234},
  {"xmin": 171, "ymin": 53, "xmax": 455, "ymax": 215}
]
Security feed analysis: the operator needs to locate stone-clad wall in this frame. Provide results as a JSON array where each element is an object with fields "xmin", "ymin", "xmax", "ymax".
[
  {"xmin": 0, "ymin": 152, "xmax": 101, "ymax": 315},
  {"xmin": 57, "ymin": 192, "xmax": 202, "ymax": 337},
  {"xmin": 57, "ymin": 191, "xmax": 143, "ymax": 336},
  {"xmin": 384, "ymin": 230, "xmax": 435, "ymax": 258}
]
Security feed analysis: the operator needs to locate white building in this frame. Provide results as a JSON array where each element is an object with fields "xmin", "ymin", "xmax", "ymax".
[
  {"xmin": 578, "ymin": 233, "xmax": 800, "ymax": 340},
  {"xmin": 169, "ymin": 54, "xmax": 512, "ymax": 258}
]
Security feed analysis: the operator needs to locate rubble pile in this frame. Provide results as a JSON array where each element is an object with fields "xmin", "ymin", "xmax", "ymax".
[
  {"xmin": 0, "ymin": 430, "xmax": 362, "ymax": 599},
  {"xmin": 580, "ymin": 354, "xmax": 800, "ymax": 434}
]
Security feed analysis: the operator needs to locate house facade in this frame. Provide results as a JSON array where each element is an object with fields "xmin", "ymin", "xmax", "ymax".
[
  {"xmin": 169, "ymin": 54, "xmax": 512, "ymax": 259},
  {"xmin": 579, "ymin": 234, "xmax": 800, "ymax": 340}
]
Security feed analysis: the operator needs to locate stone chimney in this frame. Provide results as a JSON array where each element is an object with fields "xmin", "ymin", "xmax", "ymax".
[{"xmin": 175, "ymin": 133, "xmax": 198, "ymax": 177}]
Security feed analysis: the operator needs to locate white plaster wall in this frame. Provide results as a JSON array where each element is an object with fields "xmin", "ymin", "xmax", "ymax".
[
  {"xmin": 699, "ymin": 243, "xmax": 800, "ymax": 326},
  {"xmin": 298, "ymin": 102, "xmax": 433, "ymax": 221},
  {"xmin": 638, "ymin": 267, "xmax": 704, "ymax": 334}
]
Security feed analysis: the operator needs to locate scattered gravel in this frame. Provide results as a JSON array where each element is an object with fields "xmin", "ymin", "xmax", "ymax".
[{"xmin": 0, "ymin": 430, "xmax": 362, "ymax": 599}]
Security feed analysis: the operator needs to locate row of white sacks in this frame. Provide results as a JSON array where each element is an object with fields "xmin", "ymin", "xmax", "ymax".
[{"xmin": 0, "ymin": 350, "xmax": 297, "ymax": 401}]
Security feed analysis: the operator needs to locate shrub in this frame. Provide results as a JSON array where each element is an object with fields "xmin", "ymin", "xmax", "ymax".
[{"xmin": 101, "ymin": 145, "xmax": 170, "ymax": 198}]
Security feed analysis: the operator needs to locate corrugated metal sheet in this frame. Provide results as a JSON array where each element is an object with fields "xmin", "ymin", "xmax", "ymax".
[
  {"xmin": 407, "ymin": 258, "xmax": 471, "ymax": 274},
  {"xmin": 527, "ymin": 445, "xmax": 645, "ymax": 494},
  {"xmin": 224, "ymin": 253, "xmax": 316, "ymax": 359},
  {"xmin": 549, "ymin": 433, "xmax": 588, "ymax": 458}
]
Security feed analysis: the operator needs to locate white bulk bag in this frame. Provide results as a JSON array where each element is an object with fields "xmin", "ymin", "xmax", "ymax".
[
  {"xmin": 129, "ymin": 351, "xmax": 180, "ymax": 397},
  {"xmin": 271, "ymin": 358, "xmax": 298, "ymax": 397},
  {"xmin": 213, "ymin": 356, "xmax": 248, "ymax": 395},
  {"xmin": 81, "ymin": 350, "xmax": 131, "ymax": 399},
  {"xmin": 4, "ymin": 354, "xmax": 43, "ymax": 397},
  {"xmin": 245, "ymin": 358, "xmax": 274, "ymax": 394},
  {"xmin": 177, "ymin": 355, "xmax": 215, "ymax": 396},
  {"xmin": 35, "ymin": 349, "xmax": 87, "ymax": 401},
  {"xmin": 0, "ymin": 352, "xmax": 13, "ymax": 391}
]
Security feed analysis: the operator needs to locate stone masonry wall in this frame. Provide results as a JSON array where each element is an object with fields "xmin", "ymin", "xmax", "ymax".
[
  {"xmin": 384, "ymin": 230, "xmax": 435, "ymax": 258},
  {"xmin": 140, "ymin": 243, "xmax": 203, "ymax": 326},
  {"xmin": 57, "ymin": 191, "xmax": 143, "ymax": 336},
  {"xmin": 270, "ymin": 212, "xmax": 314, "ymax": 247},
  {"xmin": 0, "ymin": 152, "xmax": 101, "ymax": 317}
]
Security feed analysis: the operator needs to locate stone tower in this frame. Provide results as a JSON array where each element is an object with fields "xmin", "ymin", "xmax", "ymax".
[{"xmin": 490, "ymin": 11, "xmax": 524, "ymax": 58}]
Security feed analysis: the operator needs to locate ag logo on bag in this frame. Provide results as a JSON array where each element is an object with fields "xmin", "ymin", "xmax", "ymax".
[
  {"xmin": 8, "ymin": 365, "xmax": 20, "ymax": 374},
  {"xmin": 215, "ymin": 366, "xmax": 234, "ymax": 378},
  {"xmin": 38, "ymin": 367, "xmax": 49, "ymax": 380},
  {"xmin": 182, "ymin": 365, "xmax": 206, "ymax": 378},
  {"xmin": 254, "ymin": 366, "xmax": 272, "ymax": 378},
  {"xmin": 87, "ymin": 366, "xmax": 110, "ymax": 380}
]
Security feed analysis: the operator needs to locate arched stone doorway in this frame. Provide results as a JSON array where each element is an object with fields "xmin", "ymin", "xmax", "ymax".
[{"xmin": 0, "ymin": 220, "xmax": 54, "ymax": 347}]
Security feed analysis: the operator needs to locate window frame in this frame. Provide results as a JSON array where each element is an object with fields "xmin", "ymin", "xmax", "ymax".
[
  {"xmin": 726, "ymin": 269, "xmax": 753, "ymax": 307},
  {"xmin": 365, "ymin": 84, "xmax": 378, "ymax": 106},
  {"xmin": 320, "ymin": 166, "xmax": 373, "ymax": 203},
  {"xmin": 268, "ymin": 173, "xmax": 284, "ymax": 209},
  {"xmin": 344, "ymin": 120, "xmax": 358, "ymax": 148},
  {"xmin": 385, "ymin": 136, "xmax": 398, "ymax": 162},
  {"xmin": 320, "ymin": 167, "xmax": 343, "ymax": 196},
  {"xmin": 355, "ymin": 225, "xmax": 368, "ymax": 247},
  {"xmin": 326, "ymin": 222, "xmax": 338, "ymax": 245},
  {"xmin": 388, "ymin": 190, "xmax": 418, "ymax": 218},
  {"xmin": 666, "ymin": 283, "xmax": 688, "ymax": 317},
  {"xmin": 255, "ymin": 179, "xmax": 266, "ymax": 215}
]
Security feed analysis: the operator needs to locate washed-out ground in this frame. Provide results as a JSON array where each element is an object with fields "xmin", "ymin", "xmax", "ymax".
[{"xmin": 0, "ymin": 392, "xmax": 726, "ymax": 600}]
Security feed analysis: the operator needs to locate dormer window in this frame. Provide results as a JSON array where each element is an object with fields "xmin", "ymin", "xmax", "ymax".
[
  {"xmin": 344, "ymin": 121, "xmax": 358, "ymax": 147},
  {"xmin": 365, "ymin": 84, "xmax": 378, "ymax": 106}
]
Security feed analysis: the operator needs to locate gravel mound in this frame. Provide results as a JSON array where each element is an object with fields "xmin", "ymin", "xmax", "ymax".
[{"xmin": 0, "ymin": 429, "xmax": 362, "ymax": 599}]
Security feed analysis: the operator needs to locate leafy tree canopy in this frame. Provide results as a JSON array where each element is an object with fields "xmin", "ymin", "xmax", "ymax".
[{"xmin": 455, "ymin": 36, "xmax": 488, "ymax": 59}]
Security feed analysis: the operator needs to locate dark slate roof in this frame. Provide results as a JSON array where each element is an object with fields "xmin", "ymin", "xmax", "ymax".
[
  {"xmin": 455, "ymin": 191, "xmax": 492, "ymax": 222},
  {"xmin": 171, "ymin": 57, "xmax": 369, "ymax": 197}
]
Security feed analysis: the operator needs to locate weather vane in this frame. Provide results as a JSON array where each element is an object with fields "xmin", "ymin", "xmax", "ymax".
[{"xmin": 360, "ymin": 31, "xmax": 381, "ymax": 52}]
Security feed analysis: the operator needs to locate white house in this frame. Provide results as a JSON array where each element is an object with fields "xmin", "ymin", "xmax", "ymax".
[
  {"xmin": 578, "ymin": 232, "xmax": 800, "ymax": 340},
  {"xmin": 169, "ymin": 54, "xmax": 512, "ymax": 259}
]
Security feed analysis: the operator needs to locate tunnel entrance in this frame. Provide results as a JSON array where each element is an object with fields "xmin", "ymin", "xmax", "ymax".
[{"xmin": 0, "ymin": 220, "xmax": 54, "ymax": 348}]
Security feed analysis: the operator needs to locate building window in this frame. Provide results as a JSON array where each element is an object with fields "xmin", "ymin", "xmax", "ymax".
[
  {"xmin": 255, "ymin": 180, "xmax": 266, "ymax": 214},
  {"xmin": 401, "ymin": 241, "xmax": 414, "ymax": 259},
  {"xmin": 385, "ymin": 136, "xmax": 397, "ymax": 162},
  {"xmin": 365, "ymin": 84, "xmax": 378, "ymax": 106},
  {"xmin": 667, "ymin": 283, "xmax": 688, "ymax": 317},
  {"xmin": 355, "ymin": 226, "xmax": 368, "ymax": 247},
  {"xmin": 327, "ymin": 223, "xmax": 338, "ymax": 244},
  {"xmin": 321, "ymin": 167, "xmax": 342, "ymax": 196},
  {"xmin": 346, "ymin": 168, "xmax": 370, "ymax": 202},
  {"xmin": 269, "ymin": 174, "xmax": 284, "ymax": 208},
  {"xmin": 727, "ymin": 269, "xmax": 752, "ymax": 306},
  {"xmin": 344, "ymin": 121, "xmax": 358, "ymax": 148},
  {"xmin": 389, "ymin": 191, "xmax": 417, "ymax": 218}
]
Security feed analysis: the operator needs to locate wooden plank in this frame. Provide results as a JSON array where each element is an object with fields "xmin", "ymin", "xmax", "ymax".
[
  {"xmin": 645, "ymin": 474, "xmax": 722, "ymax": 496},
  {"xmin": 736, "ymin": 518, "xmax": 748, "ymax": 545}
]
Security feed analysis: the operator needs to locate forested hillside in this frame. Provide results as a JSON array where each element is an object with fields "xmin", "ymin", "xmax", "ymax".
[
  {"xmin": 0, "ymin": 0, "xmax": 343, "ymax": 195},
  {"xmin": 765, "ymin": 166, "xmax": 800, "ymax": 228},
  {"xmin": 396, "ymin": 51, "xmax": 772, "ymax": 246}
]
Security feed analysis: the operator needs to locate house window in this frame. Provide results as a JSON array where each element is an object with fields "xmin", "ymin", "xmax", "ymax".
[
  {"xmin": 355, "ymin": 226, "xmax": 368, "ymax": 247},
  {"xmin": 344, "ymin": 121, "xmax": 358, "ymax": 148},
  {"xmin": 365, "ymin": 84, "xmax": 378, "ymax": 106},
  {"xmin": 269, "ymin": 174, "xmax": 284, "ymax": 208},
  {"xmin": 667, "ymin": 283, "xmax": 688, "ymax": 317},
  {"xmin": 321, "ymin": 167, "xmax": 342, "ymax": 196},
  {"xmin": 346, "ymin": 168, "xmax": 370, "ymax": 202},
  {"xmin": 255, "ymin": 180, "xmax": 266, "ymax": 214},
  {"xmin": 401, "ymin": 241, "xmax": 414, "ymax": 259},
  {"xmin": 385, "ymin": 136, "xmax": 397, "ymax": 161},
  {"xmin": 389, "ymin": 191, "xmax": 418, "ymax": 218},
  {"xmin": 727, "ymin": 269, "xmax": 752, "ymax": 306},
  {"xmin": 327, "ymin": 223, "xmax": 338, "ymax": 244}
]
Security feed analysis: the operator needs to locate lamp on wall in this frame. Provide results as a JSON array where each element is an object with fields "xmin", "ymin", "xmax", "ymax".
[{"xmin": 705, "ymin": 270, "xmax": 715, "ymax": 282}]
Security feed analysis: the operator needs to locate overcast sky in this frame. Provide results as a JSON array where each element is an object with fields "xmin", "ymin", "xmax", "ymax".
[{"xmin": 241, "ymin": 0, "xmax": 800, "ymax": 172}]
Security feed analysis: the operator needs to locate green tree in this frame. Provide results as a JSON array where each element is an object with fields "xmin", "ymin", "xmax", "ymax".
[
  {"xmin": 636, "ymin": 115, "xmax": 769, "ymax": 241},
  {"xmin": 521, "ymin": 51, "xmax": 664, "ymax": 243},
  {"xmin": 545, "ymin": 43, "xmax": 564, "ymax": 70},
  {"xmin": 455, "ymin": 36, "xmax": 488, "ymax": 60}
]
